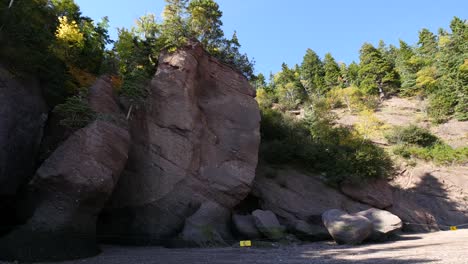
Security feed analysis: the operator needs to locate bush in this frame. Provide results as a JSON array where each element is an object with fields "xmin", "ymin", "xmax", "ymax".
[
  {"xmin": 54, "ymin": 95, "xmax": 96, "ymax": 129},
  {"xmin": 326, "ymin": 86, "xmax": 379, "ymax": 112},
  {"xmin": 393, "ymin": 144, "xmax": 468, "ymax": 165},
  {"xmin": 260, "ymin": 108, "xmax": 393, "ymax": 186},
  {"xmin": 385, "ymin": 125, "xmax": 439, "ymax": 147}
]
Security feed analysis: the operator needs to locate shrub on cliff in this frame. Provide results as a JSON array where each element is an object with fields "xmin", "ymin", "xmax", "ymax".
[
  {"xmin": 260, "ymin": 107, "xmax": 393, "ymax": 186},
  {"xmin": 385, "ymin": 125, "xmax": 439, "ymax": 147}
]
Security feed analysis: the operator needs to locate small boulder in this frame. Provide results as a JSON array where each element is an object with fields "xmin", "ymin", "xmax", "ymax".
[
  {"xmin": 181, "ymin": 202, "xmax": 232, "ymax": 247},
  {"xmin": 357, "ymin": 208, "xmax": 402, "ymax": 241},
  {"xmin": 322, "ymin": 209, "xmax": 373, "ymax": 245},
  {"xmin": 252, "ymin": 210, "xmax": 285, "ymax": 241},
  {"xmin": 292, "ymin": 220, "xmax": 331, "ymax": 241},
  {"xmin": 232, "ymin": 214, "xmax": 262, "ymax": 239}
]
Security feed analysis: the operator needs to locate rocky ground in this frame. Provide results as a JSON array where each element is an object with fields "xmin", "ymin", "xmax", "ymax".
[{"xmin": 2, "ymin": 230, "xmax": 466, "ymax": 264}]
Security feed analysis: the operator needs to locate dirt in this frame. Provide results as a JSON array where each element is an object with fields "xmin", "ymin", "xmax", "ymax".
[
  {"xmin": 333, "ymin": 97, "xmax": 468, "ymax": 148},
  {"xmin": 2, "ymin": 230, "xmax": 467, "ymax": 264}
]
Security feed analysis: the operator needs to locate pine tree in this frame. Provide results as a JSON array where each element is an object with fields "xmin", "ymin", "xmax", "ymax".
[
  {"xmin": 187, "ymin": 0, "xmax": 223, "ymax": 52},
  {"xmin": 358, "ymin": 43, "xmax": 400, "ymax": 98},
  {"xmin": 395, "ymin": 40, "xmax": 421, "ymax": 95},
  {"xmin": 161, "ymin": 0, "xmax": 189, "ymax": 50},
  {"xmin": 300, "ymin": 49, "xmax": 326, "ymax": 95},
  {"xmin": 323, "ymin": 53, "xmax": 341, "ymax": 89}
]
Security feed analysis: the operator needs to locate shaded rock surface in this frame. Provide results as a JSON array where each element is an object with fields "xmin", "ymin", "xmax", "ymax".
[
  {"xmin": 232, "ymin": 214, "xmax": 262, "ymax": 239},
  {"xmin": 0, "ymin": 65, "xmax": 47, "ymax": 229},
  {"xmin": 357, "ymin": 208, "xmax": 402, "ymax": 241},
  {"xmin": 253, "ymin": 167, "xmax": 369, "ymax": 228},
  {"xmin": 180, "ymin": 201, "xmax": 232, "ymax": 247},
  {"xmin": 0, "ymin": 77, "xmax": 130, "ymax": 262},
  {"xmin": 340, "ymin": 179, "xmax": 393, "ymax": 209},
  {"xmin": 389, "ymin": 165, "xmax": 468, "ymax": 232},
  {"xmin": 322, "ymin": 209, "xmax": 373, "ymax": 245},
  {"xmin": 252, "ymin": 210, "xmax": 285, "ymax": 240},
  {"xmin": 99, "ymin": 42, "xmax": 260, "ymax": 244},
  {"xmin": 291, "ymin": 220, "xmax": 331, "ymax": 241}
]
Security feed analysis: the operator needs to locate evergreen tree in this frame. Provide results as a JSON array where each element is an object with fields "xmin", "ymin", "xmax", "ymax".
[
  {"xmin": 161, "ymin": 0, "xmax": 189, "ymax": 50},
  {"xmin": 432, "ymin": 17, "xmax": 468, "ymax": 121},
  {"xmin": 358, "ymin": 43, "xmax": 400, "ymax": 98},
  {"xmin": 395, "ymin": 40, "xmax": 420, "ymax": 94},
  {"xmin": 323, "ymin": 53, "xmax": 341, "ymax": 89},
  {"xmin": 300, "ymin": 49, "xmax": 326, "ymax": 95},
  {"xmin": 187, "ymin": 0, "xmax": 224, "ymax": 52},
  {"xmin": 347, "ymin": 61, "xmax": 360, "ymax": 86}
]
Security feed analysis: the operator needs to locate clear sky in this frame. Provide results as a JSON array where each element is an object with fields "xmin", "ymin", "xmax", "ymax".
[{"xmin": 76, "ymin": 0, "xmax": 467, "ymax": 76}]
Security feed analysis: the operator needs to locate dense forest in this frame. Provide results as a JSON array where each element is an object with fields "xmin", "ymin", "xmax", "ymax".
[{"xmin": 0, "ymin": 0, "xmax": 466, "ymax": 185}]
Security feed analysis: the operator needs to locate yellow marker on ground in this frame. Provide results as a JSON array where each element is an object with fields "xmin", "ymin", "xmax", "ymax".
[
  {"xmin": 450, "ymin": 226, "xmax": 457, "ymax": 231},
  {"xmin": 240, "ymin": 240, "xmax": 252, "ymax": 247}
]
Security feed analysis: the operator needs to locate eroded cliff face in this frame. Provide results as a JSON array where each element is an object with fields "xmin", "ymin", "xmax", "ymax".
[
  {"xmin": 99, "ymin": 42, "xmax": 261, "ymax": 245},
  {"xmin": 0, "ymin": 67, "xmax": 48, "ymax": 197},
  {"xmin": 0, "ymin": 76, "xmax": 131, "ymax": 262}
]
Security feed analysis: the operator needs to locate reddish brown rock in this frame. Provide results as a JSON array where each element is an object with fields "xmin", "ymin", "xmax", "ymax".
[
  {"xmin": 389, "ymin": 165, "xmax": 468, "ymax": 232},
  {"xmin": 0, "ymin": 76, "xmax": 130, "ymax": 262},
  {"xmin": 99, "ymin": 42, "xmax": 260, "ymax": 244},
  {"xmin": 340, "ymin": 179, "xmax": 394, "ymax": 209},
  {"xmin": 253, "ymin": 167, "xmax": 370, "ymax": 221},
  {"xmin": 0, "ymin": 65, "xmax": 47, "ymax": 202},
  {"xmin": 0, "ymin": 120, "xmax": 130, "ymax": 262},
  {"xmin": 322, "ymin": 209, "xmax": 373, "ymax": 245},
  {"xmin": 88, "ymin": 75, "xmax": 120, "ymax": 115}
]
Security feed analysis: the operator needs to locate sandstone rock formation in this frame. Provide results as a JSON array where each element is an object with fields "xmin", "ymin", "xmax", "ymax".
[
  {"xmin": 180, "ymin": 201, "xmax": 232, "ymax": 247},
  {"xmin": 252, "ymin": 210, "xmax": 285, "ymax": 241},
  {"xmin": 0, "ymin": 65, "xmax": 47, "ymax": 229},
  {"xmin": 99, "ymin": 42, "xmax": 261, "ymax": 244},
  {"xmin": 389, "ymin": 165, "xmax": 468, "ymax": 232},
  {"xmin": 322, "ymin": 209, "xmax": 373, "ymax": 245},
  {"xmin": 252, "ymin": 167, "xmax": 369, "ymax": 240},
  {"xmin": 291, "ymin": 220, "xmax": 331, "ymax": 241},
  {"xmin": 0, "ymin": 77, "xmax": 130, "ymax": 262},
  {"xmin": 340, "ymin": 179, "xmax": 394, "ymax": 209},
  {"xmin": 232, "ymin": 214, "xmax": 262, "ymax": 239},
  {"xmin": 357, "ymin": 208, "xmax": 402, "ymax": 241}
]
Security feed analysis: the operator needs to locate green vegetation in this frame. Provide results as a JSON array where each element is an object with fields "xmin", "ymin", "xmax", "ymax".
[
  {"xmin": 2, "ymin": 0, "xmax": 465, "ymax": 184},
  {"xmin": 1, "ymin": 0, "xmax": 254, "ymax": 129},
  {"xmin": 393, "ymin": 144, "xmax": 468, "ymax": 165},
  {"xmin": 387, "ymin": 125, "xmax": 468, "ymax": 165},
  {"xmin": 385, "ymin": 125, "xmax": 439, "ymax": 147},
  {"xmin": 258, "ymin": 17, "xmax": 467, "ymax": 122},
  {"xmin": 53, "ymin": 94, "xmax": 96, "ymax": 129},
  {"xmin": 260, "ymin": 105, "xmax": 393, "ymax": 186}
]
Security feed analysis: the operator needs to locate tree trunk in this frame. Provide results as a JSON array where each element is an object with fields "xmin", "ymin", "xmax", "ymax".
[
  {"xmin": 126, "ymin": 104, "xmax": 133, "ymax": 120},
  {"xmin": 378, "ymin": 81, "xmax": 386, "ymax": 100}
]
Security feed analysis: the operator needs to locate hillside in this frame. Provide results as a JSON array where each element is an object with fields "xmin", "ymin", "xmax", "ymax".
[{"xmin": 0, "ymin": 0, "xmax": 466, "ymax": 263}]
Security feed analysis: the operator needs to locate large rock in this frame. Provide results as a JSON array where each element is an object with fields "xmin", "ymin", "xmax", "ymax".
[
  {"xmin": 291, "ymin": 220, "xmax": 331, "ymax": 241},
  {"xmin": 389, "ymin": 165, "xmax": 468, "ymax": 232},
  {"xmin": 340, "ymin": 179, "xmax": 394, "ymax": 209},
  {"xmin": 180, "ymin": 201, "xmax": 232, "ymax": 247},
  {"xmin": 0, "ymin": 120, "xmax": 130, "ymax": 262},
  {"xmin": 0, "ymin": 77, "xmax": 130, "ymax": 262},
  {"xmin": 252, "ymin": 210, "xmax": 285, "ymax": 240},
  {"xmin": 232, "ymin": 214, "xmax": 262, "ymax": 239},
  {"xmin": 99, "ymin": 41, "xmax": 260, "ymax": 244},
  {"xmin": 357, "ymin": 208, "xmax": 402, "ymax": 241},
  {"xmin": 253, "ymin": 167, "xmax": 369, "ymax": 232},
  {"xmin": 0, "ymin": 65, "xmax": 47, "ymax": 229},
  {"xmin": 322, "ymin": 209, "xmax": 373, "ymax": 245}
]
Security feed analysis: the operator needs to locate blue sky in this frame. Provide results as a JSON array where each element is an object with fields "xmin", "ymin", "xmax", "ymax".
[{"xmin": 76, "ymin": 0, "xmax": 467, "ymax": 76}]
